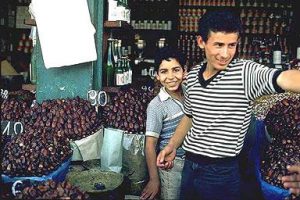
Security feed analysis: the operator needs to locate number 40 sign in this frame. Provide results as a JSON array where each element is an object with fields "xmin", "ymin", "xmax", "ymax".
[{"xmin": 1, "ymin": 121, "xmax": 24, "ymax": 137}]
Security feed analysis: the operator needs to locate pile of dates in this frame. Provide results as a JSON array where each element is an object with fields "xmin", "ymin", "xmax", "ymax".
[
  {"xmin": 2, "ymin": 96, "xmax": 101, "ymax": 176},
  {"xmin": 261, "ymin": 97, "xmax": 300, "ymax": 188},
  {"xmin": 102, "ymin": 87, "xmax": 154, "ymax": 133},
  {"xmin": 1, "ymin": 90, "xmax": 35, "ymax": 121},
  {"xmin": 15, "ymin": 180, "xmax": 89, "ymax": 200},
  {"xmin": 1, "ymin": 98, "xmax": 31, "ymax": 121},
  {"xmin": 22, "ymin": 96, "xmax": 101, "ymax": 141},
  {"xmin": 1, "ymin": 90, "xmax": 35, "ymax": 148},
  {"xmin": 2, "ymin": 129, "xmax": 72, "ymax": 176},
  {"xmin": 8, "ymin": 89, "xmax": 36, "ymax": 103}
]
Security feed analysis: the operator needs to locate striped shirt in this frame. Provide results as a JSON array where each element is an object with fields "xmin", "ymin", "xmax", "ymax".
[
  {"xmin": 183, "ymin": 59, "xmax": 283, "ymax": 158},
  {"xmin": 146, "ymin": 87, "xmax": 185, "ymax": 158}
]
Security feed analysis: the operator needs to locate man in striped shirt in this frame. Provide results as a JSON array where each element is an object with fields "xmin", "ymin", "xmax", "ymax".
[{"xmin": 157, "ymin": 10, "xmax": 300, "ymax": 200}]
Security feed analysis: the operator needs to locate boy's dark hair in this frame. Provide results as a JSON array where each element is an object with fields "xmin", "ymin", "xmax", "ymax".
[
  {"xmin": 198, "ymin": 10, "xmax": 242, "ymax": 42},
  {"xmin": 154, "ymin": 46, "xmax": 186, "ymax": 71}
]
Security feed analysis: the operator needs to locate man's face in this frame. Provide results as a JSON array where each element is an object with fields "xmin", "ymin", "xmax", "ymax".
[
  {"xmin": 156, "ymin": 58, "xmax": 184, "ymax": 93},
  {"xmin": 198, "ymin": 31, "xmax": 239, "ymax": 72}
]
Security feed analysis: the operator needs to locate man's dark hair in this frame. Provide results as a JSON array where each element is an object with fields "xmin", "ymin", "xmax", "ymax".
[
  {"xmin": 198, "ymin": 10, "xmax": 242, "ymax": 42},
  {"xmin": 154, "ymin": 46, "xmax": 186, "ymax": 71}
]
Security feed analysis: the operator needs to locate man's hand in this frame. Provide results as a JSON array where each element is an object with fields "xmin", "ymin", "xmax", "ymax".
[
  {"xmin": 282, "ymin": 165, "xmax": 300, "ymax": 196},
  {"xmin": 140, "ymin": 179, "xmax": 160, "ymax": 200},
  {"xmin": 156, "ymin": 145, "xmax": 176, "ymax": 170}
]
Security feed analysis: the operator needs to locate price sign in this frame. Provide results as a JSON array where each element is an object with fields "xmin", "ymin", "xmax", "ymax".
[
  {"xmin": 98, "ymin": 91, "xmax": 108, "ymax": 106},
  {"xmin": 1, "ymin": 89, "xmax": 9, "ymax": 99},
  {"xmin": 1, "ymin": 121, "xmax": 24, "ymax": 137},
  {"xmin": 87, "ymin": 90, "xmax": 98, "ymax": 106},
  {"xmin": 87, "ymin": 90, "xmax": 108, "ymax": 106}
]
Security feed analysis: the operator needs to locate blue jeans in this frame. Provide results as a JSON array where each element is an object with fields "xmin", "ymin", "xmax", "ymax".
[{"xmin": 180, "ymin": 154, "xmax": 241, "ymax": 200}]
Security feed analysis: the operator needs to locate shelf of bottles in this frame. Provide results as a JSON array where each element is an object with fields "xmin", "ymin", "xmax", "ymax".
[
  {"xmin": 238, "ymin": 34, "xmax": 290, "ymax": 68},
  {"xmin": 103, "ymin": 37, "xmax": 133, "ymax": 87},
  {"xmin": 130, "ymin": 0, "xmax": 173, "ymax": 30},
  {"xmin": 107, "ymin": 0, "xmax": 131, "ymax": 23},
  {"xmin": 177, "ymin": 0, "xmax": 294, "ymax": 67},
  {"xmin": 178, "ymin": 0, "xmax": 237, "ymax": 66},
  {"xmin": 177, "ymin": 33, "xmax": 204, "ymax": 67},
  {"xmin": 239, "ymin": 0, "xmax": 293, "ymax": 66},
  {"xmin": 128, "ymin": 0, "xmax": 178, "ymax": 64},
  {"xmin": 179, "ymin": 0, "xmax": 236, "ymax": 7},
  {"xmin": 0, "ymin": 0, "xmax": 32, "ymax": 64}
]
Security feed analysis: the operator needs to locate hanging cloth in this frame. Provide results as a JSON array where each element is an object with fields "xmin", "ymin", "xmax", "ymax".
[{"xmin": 29, "ymin": 0, "xmax": 97, "ymax": 68}]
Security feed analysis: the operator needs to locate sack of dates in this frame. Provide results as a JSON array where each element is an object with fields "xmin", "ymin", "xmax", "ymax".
[{"xmin": 257, "ymin": 95, "xmax": 300, "ymax": 200}]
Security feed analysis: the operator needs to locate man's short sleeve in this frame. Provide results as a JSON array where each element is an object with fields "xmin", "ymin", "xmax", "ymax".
[
  {"xmin": 243, "ymin": 61, "xmax": 284, "ymax": 101},
  {"xmin": 183, "ymin": 89, "xmax": 192, "ymax": 117}
]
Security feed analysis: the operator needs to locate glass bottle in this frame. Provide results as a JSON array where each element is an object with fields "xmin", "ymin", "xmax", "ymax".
[
  {"xmin": 290, "ymin": 45, "xmax": 300, "ymax": 70},
  {"xmin": 115, "ymin": 59, "xmax": 124, "ymax": 86},
  {"xmin": 272, "ymin": 34, "xmax": 282, "ymax": 69},
  {"xmin": 126, "ymin": 58, "xmax": 132, "ymax": 84},
  {"xmin": 104, "ymin": 38, "xmax": 115, "ymax": 86},
  {"xmin": 122, "ymin": 57, "xmax": 128, "ymax": 85}
]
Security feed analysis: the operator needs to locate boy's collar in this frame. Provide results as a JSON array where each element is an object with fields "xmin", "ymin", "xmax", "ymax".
[
  {"xmin": 158, "ymin": 87, "xmax": 185, "ymax": 102},
  {"xmin": 158, "ymin": 87, "xmax": 171, "ymax": 102}
]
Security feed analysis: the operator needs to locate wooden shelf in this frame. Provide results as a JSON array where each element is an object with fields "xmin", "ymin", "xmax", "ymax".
[
  {"xmin": 22, "ymin": 84, "xmax": 36, "ymax": 92},
  {"xmin": 104, "ymin": 20, "xmax": 132, "ymax": 30},
  {"xmin": 24, "ymin": 19, "xmax": 36, "ymax": 26},
  {"xmin": 102, "ymin": 86, "xmax": 121, "ymax": 93}
]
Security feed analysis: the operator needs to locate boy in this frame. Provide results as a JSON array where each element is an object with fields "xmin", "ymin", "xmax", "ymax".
[
  {"xmin": 140, "ymin": 46, "xmax": 186, "ymax": 200},
  {"xmin": 157, "ymin": 10, "xmax": 300, "ymax": 200}
]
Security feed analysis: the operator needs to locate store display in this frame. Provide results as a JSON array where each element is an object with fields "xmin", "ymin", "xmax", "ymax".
[
  {"xmin": 1, "ymin": 90, "xmax": 35, "ymax": 151},
  {"xmin": 101, "ymin": 86, "xmax": 154, "ymax": 133},
  {"xmin": 22, "ymin": 97, "xmax": 101, "ymax": 141},
  {"xmin": 1, "ymin": 96, "xmax": 31, "ymax": 121},
  {"xmin": 2, "ymin": 96, "xmax": 101, "ymax": 177},
  {"xmin": 178, "ymin": 0, "xmax": 294, "ymax": 66},
  {"xmin": 260, "ymin": 96, "xmax": 300, "ymax": 189},
  {"xmin": 15, "ymin": 180, "xmax": 89, "ymax": 200},
  {"xmin": 2, "ymin": 129, "xmax": 72, "ymax": 176},
  {"xmin": 129, "ymin": 0, "xmax": 177, "ymax": 60},
  {"xmin": 1, "ymin": 1, "xmax": 299, "ymax": 199},
  {"xmin": 253, "ymin": 92, "xmax": 300, "ymax": 120}
]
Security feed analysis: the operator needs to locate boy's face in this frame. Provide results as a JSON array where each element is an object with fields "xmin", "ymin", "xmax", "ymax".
[
  {"xmin": 156, "ymin": 58, "xmax": 184, "ymax": 92},
  {"xmin": 197, "ymin": 31, "xmax": 239, "ymax": 72}
]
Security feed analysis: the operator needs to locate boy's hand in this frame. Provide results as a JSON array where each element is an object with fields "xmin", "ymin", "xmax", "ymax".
[
  {"xmin": 156, "ymin": 145, "xmax": 176, "ymax": 170},
  {"xmin": 282, "ymin": 165, "xmax": 300, "ymax": 196},
  {"xmin": 140, "ymin": 179, "xmax": 160, "ymax": 200}
]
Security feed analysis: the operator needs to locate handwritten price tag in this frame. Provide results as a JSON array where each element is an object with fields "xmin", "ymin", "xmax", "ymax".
[
  {"xmin": 1, "ymin": 89, "xmax": 9, "ymax": 99},
  {"xmin": 87, "ymin": 90, "xmax": 108, "ymax": 106},
  {"xmin": 1, "ymin": 121, "xmax": 24, "ymax": 137}
]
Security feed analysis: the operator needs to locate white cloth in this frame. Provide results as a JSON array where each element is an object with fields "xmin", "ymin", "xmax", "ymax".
[{"xmin": 29, "ymin": 0, "xmax": 97, "ymax": 68}]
